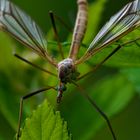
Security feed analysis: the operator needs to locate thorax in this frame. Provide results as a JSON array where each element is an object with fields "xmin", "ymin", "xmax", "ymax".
[{"xmin": 57, "ymin": 58, "xmax": 80, "ymax": 84}]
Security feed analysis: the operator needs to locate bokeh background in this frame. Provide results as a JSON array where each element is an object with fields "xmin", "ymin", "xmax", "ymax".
[{"xmin": 0, "ymin": 0, "xmax": 140, "ymax": 140}]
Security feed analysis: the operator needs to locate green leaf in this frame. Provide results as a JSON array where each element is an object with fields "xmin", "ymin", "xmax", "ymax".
[{"xmin": 19, "ymin": 100, "xmax": 71, "ymax": 140}]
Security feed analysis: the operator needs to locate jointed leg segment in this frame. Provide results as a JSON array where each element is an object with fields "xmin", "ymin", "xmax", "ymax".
[
  {"xmin": 17, "ymin": 86, "xmax": 56, "ymax": 140},
  {"xmin": 72, "ymin": 81, "xmax": 117, "ymax": 140}
]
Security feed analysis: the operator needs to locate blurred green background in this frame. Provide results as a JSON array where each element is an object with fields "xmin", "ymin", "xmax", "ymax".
[{"xmin": 0, "ymin": 0, "xmax": 140, "ymax": 140}]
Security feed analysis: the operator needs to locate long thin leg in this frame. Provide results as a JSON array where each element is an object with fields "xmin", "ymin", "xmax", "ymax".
[
  {"xmin": 14, "ymin": 53, "xmax": 57, "ymax": 77},
  {"xmin": 78, "ymin": 36, "xmax": 140, "ymax": 80},
  {"xmin": 49, "ymin": 11, "xmax": 64, "ymax": 59},
  {"xmin": 76, "ymin": 36, "xmax": 140, "ymax": 65},
  {"xmin": 122, "ymin": 36, "xmax": 140, "ymax": 46},
  {"xmin": 51, "ymin": 12, "xmax": 72, "ymax": 33},
  {"xmin": 78, "ymin": 45, "xmax": 122, "ymax": 80},
  {"xmin": 134, "ymin": 40, "xmax": 140, "ymax": 47},
  {"xmin": 72, "ymin": 81, "xmax": 117, "ymax": 140},
  {"xmin": 17, "ymin": 86, "xmax": 56, "ymax": 140}
]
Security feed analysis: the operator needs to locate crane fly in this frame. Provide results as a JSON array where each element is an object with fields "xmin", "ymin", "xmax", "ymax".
[{"xmin": 0, "ymin": 0, "xmax": 140, "ymax": 139}]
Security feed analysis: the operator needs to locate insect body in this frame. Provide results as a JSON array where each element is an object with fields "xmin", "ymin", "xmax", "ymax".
[
  {"xmin": 0, "ymin": 0, "xmax": 140, "ymax": 139},
  {"xmin": 58, "ymin": 58, "xmax": 78, "ymax": 83},
  {"xmin": 56, "ymin": 0, "xmax": 88, "ymax": 102},
  {"xmin": 69, "ymin": 0, "xmax": 88, "ymax": 60},
  {"xmin": 57, "ymin": 58, "xmax": 80, "ymax": 102}
]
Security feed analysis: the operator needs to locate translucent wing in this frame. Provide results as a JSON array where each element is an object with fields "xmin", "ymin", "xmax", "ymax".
[
  {"xmin": 0, "ymin": 0, "xmax": 56, "ymax": 65},
  {"xmin": 77, "ymin": 0, "xmax": 140, "ymax": 64}
]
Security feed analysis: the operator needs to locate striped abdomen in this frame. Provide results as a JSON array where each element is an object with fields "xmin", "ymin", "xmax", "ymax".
[{"xmin": 69, "ymin": 0, "xmax": 88, "ymax": 61}]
